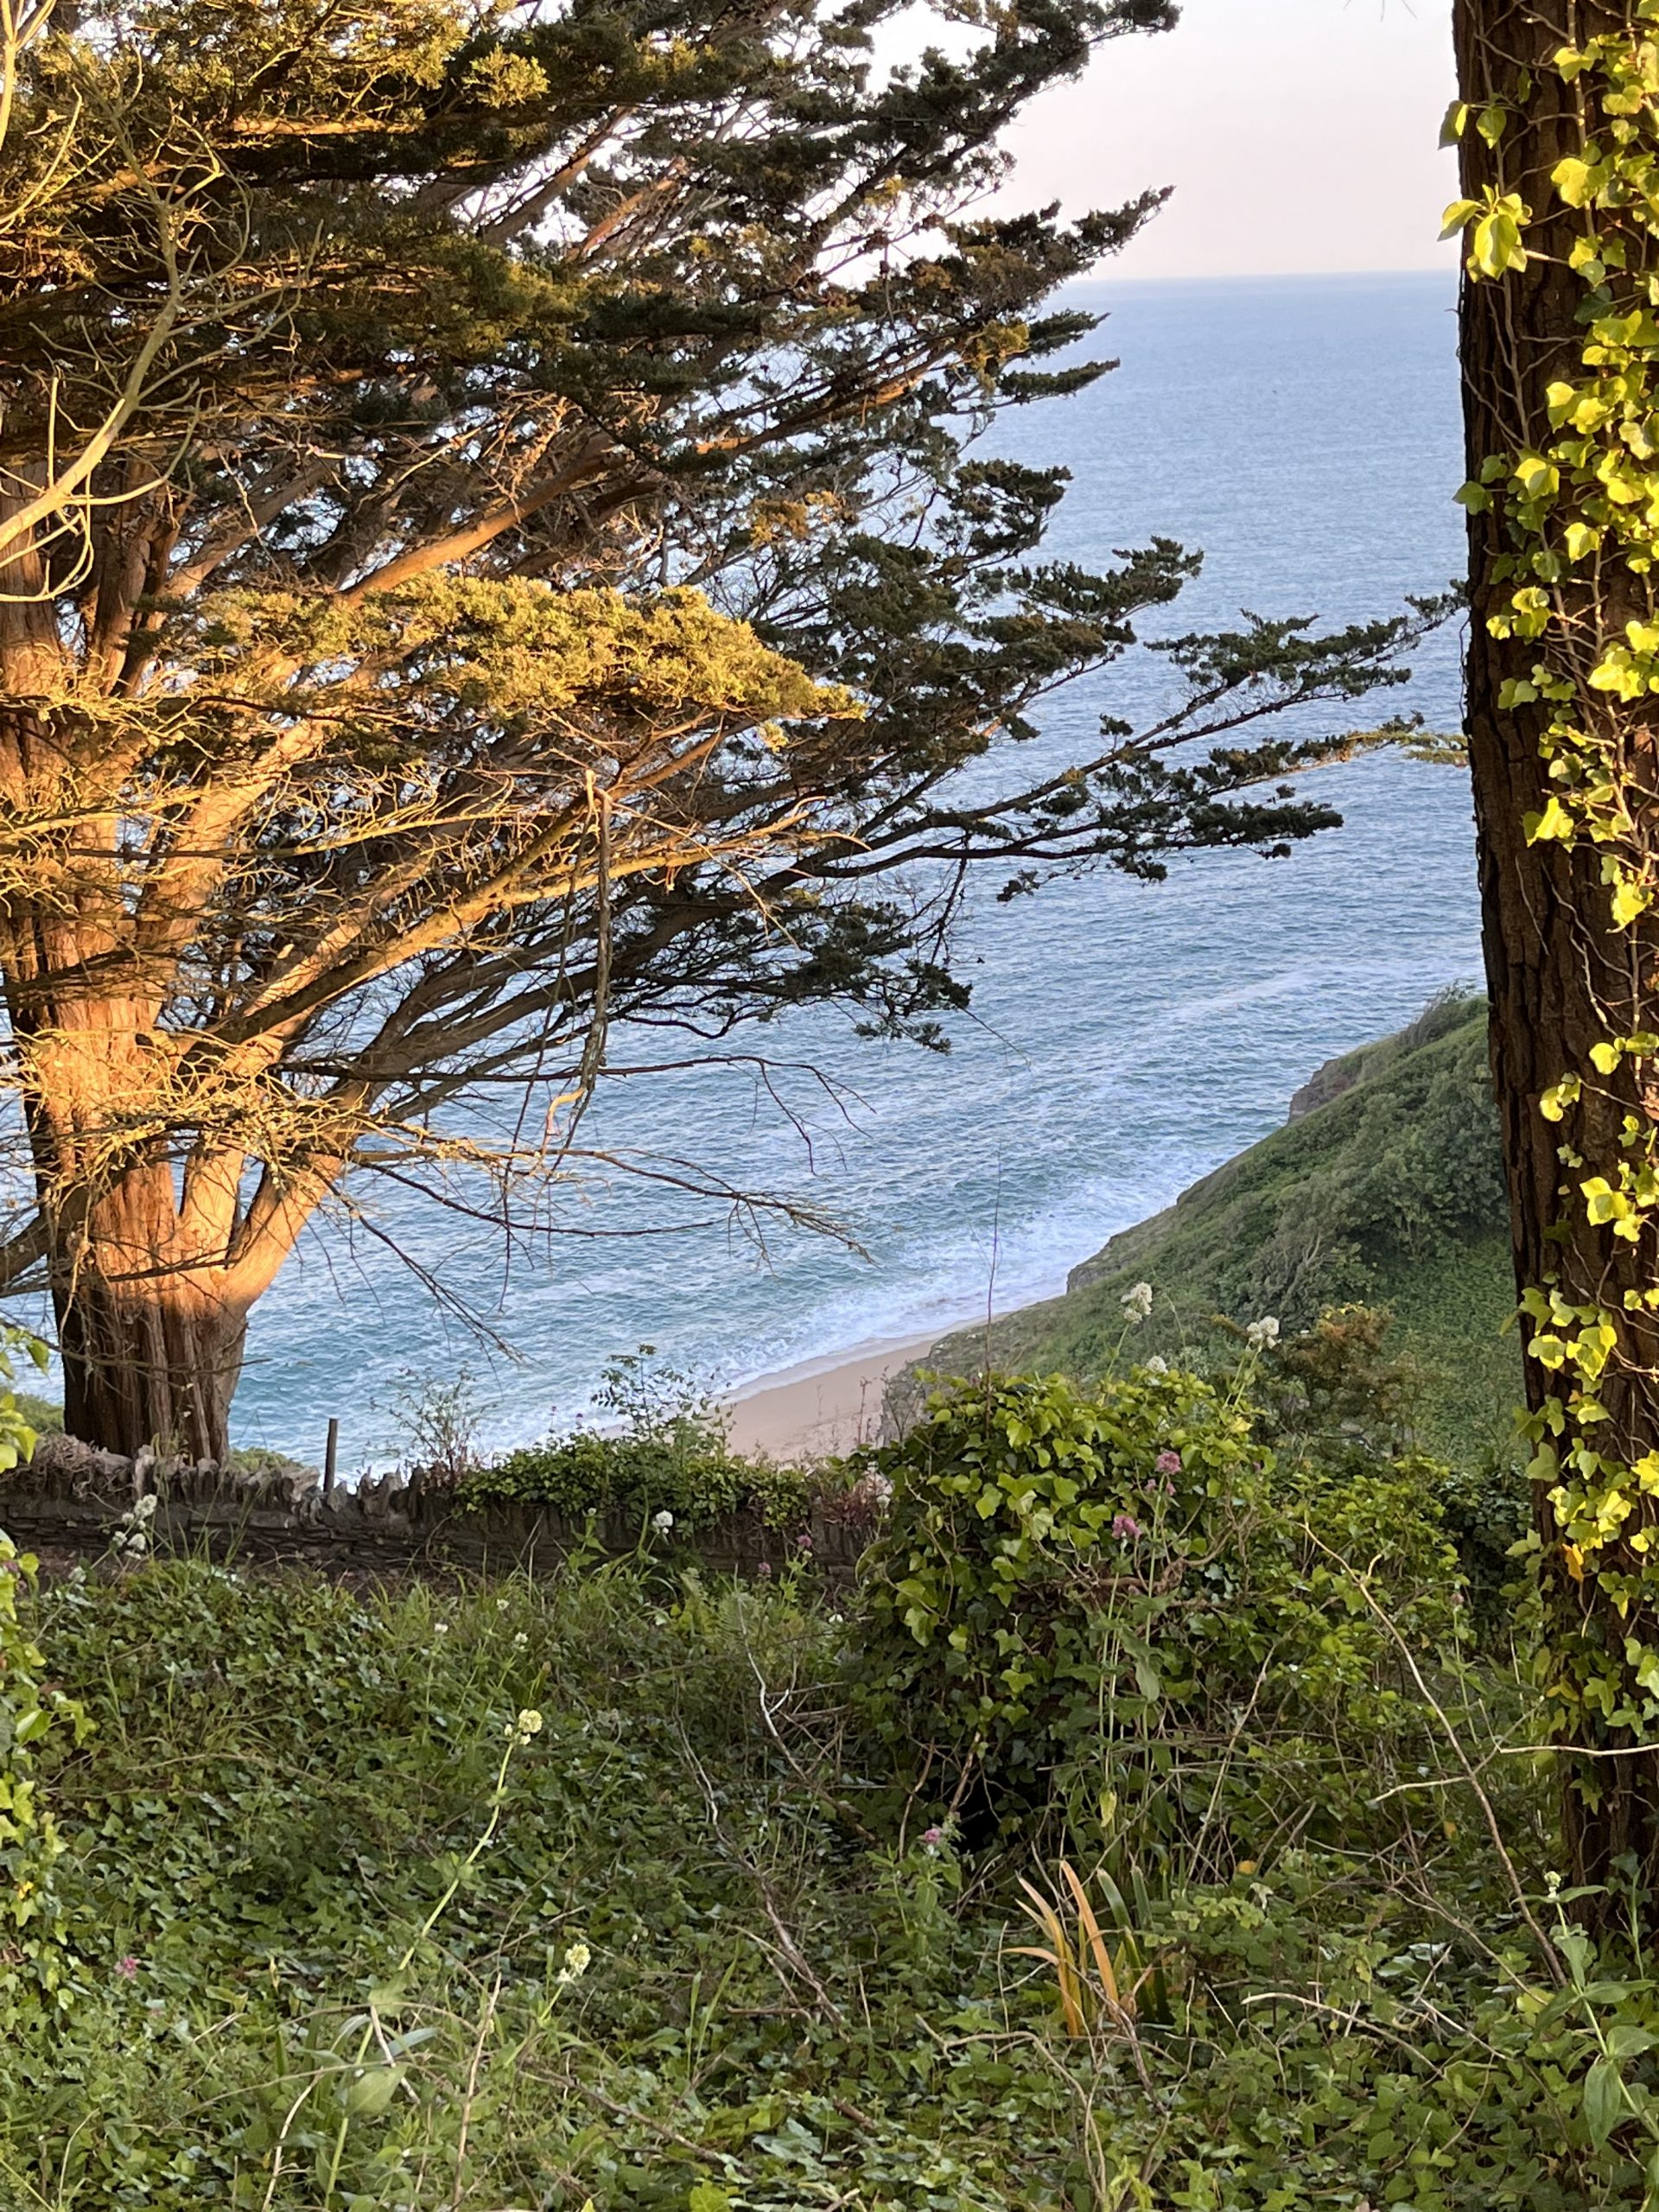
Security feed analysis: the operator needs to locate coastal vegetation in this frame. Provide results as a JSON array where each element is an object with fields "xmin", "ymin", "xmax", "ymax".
[
  {"xmin": 931, "ymin": 995, "xmax": 1521, "ymax": 1469},
  {"xmin": 2, "ymin": 1321, "xmax": 1656, "ymax": 2209}
]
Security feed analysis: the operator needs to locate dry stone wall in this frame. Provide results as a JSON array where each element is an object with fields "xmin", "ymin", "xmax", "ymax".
[{"xmin": 0, "ymin": 1434, "xmax": 869, "ymax": 1581}]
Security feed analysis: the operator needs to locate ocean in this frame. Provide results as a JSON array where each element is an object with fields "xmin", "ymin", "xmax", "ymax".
[{"xmin": 236, "ymin": 269, "xmax": 1484, "ymax": 1471}]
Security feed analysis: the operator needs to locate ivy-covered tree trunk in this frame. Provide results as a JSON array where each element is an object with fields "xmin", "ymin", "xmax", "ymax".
[{"xmin": 1455, "ymin": 0, "xmax": 1659, "ymax": 1897}]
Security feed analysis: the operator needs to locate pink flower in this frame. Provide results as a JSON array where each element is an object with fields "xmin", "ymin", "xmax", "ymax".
[
  {"xmin": 1111, "ymin": 1513, "xmax": 1141, "ymax": 1542},
  {"xmin": 922, "ymin": 1825, "xmax": 945, "ymax": 1850},
  {"xmin": 1155, "ymin": 1452, "xmax": 1181, "ymax": 1476},
  {"xmin": 116, "ymin": 1955, "xmax": 139, "ymax": 1980},
  {"xmin": 796, "ymin": 1533, "xmax": 813, "ymax": 1551},
  {"xmin": 756, "ymin": 1561, "xmax": 772, "ymax": 1578}
]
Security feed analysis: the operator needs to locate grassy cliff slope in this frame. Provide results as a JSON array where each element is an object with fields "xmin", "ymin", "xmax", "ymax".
[{"xmin": 925, "ymin": 996, "xmax": 1522, "ymax": 1465}]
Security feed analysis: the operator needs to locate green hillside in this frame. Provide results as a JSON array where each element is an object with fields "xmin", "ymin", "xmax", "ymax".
[{"xmin": 926, "ymin": 996, "xmax": 1522, "ymax": 1466}]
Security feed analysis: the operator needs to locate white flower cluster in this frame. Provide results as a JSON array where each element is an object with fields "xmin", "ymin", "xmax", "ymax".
[
  {"xmin": 1121, "ymin": 1281, "xmax": 1154, "ymax": 1325},
  {"xmin": 556, "ymin": 1939, "xmax": 592, "ymax": 1986},
  {"xmin": 1244, "ymin": 1316, "xmax": 1281, "ymax": 1351},
  {"xmin": 652, "ymin": 1509, "xmax": 674, "ymax": 1532},
  {"xmin": 112, "ymin": 1492, "xmax": 157, "ymax": 1559},
  {"xmin": 507, "ymin": 1707, "xmax": 543, "ymax": 1746}
]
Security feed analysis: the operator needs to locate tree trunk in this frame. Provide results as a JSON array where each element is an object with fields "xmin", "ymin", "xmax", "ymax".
[
  {"xmin": 57, "ymin": 1270, "xmax": 246, "ymax": 1466},
  {"xmin": 45, "ymin": 1155, "xmax": 251, "ymax": 1463},
  {"xmin": 1456, "ymin": 1, "xmax": 1659, "ymax": 1897}
]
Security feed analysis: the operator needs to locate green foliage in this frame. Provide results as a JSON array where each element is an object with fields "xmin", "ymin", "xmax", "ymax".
[
  {"xmin": 12, "ymin": 1540, "xmax": 1659, "ymax": 2209},
  {"xmin": 0, "ymin": 1327, "xmax": 49, "ymax": 1473},
  {"xmin": 457, "ymin": 1427, "xmax": 810, "ymax": 1531},
  {"xmin": 928, "ymin": 996, "xmax": 1522, "ymax": 1465},
  {"xmin": 453, "ymin": 1348, "xmax": 814, "ymax": 1529},
  {"xmin": 850, "ymin": 1366, "xmax": 1468, "ymax": 1857},
  {"xmin": 0, "ymin": 1540, "xmax": 87, "ymax": 2029}
]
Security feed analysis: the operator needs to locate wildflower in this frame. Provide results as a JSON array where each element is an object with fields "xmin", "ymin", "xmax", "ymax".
[
  {"xmin": 1111, "ymin": 1512, "xmax": 1141, "ymax": 1542},
  {"xmin": 434, "ymin": 1619, "xmax": 450, "ymax": 1636},
  {"xmin": 921, "ymin": 1825, "xmax": 945, "ymax": 1853},
  {"xmin": 796, "ymin": 1532, "xmax": 813, "ymax": 1552},
  {"xmin": 1155, "ymin": 1450, "xmax": 1182, "ymax": 1477},
  {"xmin": 557, "ymin": 1938, "xmax": 592, "ymax": 1986},
  {"xmin": 1121, "ymin": 1281, "xmax": 1154, "ymax": 1325},
  {"xmin": 1143, "ymin": 1355, "xmax": 1168, "ymax": 1376},
  {"xmin": 512, "ymin": 1631, "xmax": 529, "ymax": 1649},
  {"xmin": 116, "ymin": 1955, "xmax": 139, "ymax": 1980},
  {"xmin": 1245, "ymin": 1315, "xmax": 1281, "ymax": 1350},
  {"xmin": 652, "ymin": 1508, "xmax": 674, "ymax": 1532},
  {"xmin": 496, "ymin": 1597, "xmax": 510, "ymax": 1611},
  {"xmin": 508, "ymin": 1707, "xmax": 543, "ymax": 1745},
  {"xmin": 756, "ymin": 1560, "xmax": 772, "ymax": 1579}
]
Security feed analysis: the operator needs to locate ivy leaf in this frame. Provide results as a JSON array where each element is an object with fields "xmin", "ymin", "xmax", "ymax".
[
  {"xmin": 1471, "ymin": 199, "xmax": 1529, "ymax": 278},
  {"xmin": 1612, "ymin": 878, "xmax": 1651, "ymax": 927},
  {"xmin": 1554, "ymin": 156, "xmax": 1593, "ymax": 207}
]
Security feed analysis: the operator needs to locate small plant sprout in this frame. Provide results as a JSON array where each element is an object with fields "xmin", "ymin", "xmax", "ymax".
[{"xmin": 1121, "ymin": 1281, "xmax": 1154, "ymax": 1325}]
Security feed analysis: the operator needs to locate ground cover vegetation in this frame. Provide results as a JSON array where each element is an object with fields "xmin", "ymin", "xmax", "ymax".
[
  {"xmin": 5, "ymin": 1325, "xmax": 1659, "ymax": 2209},
  {"xmin": 0, "ymin": 0, "xmax": 1446, "ymax": 1465}
]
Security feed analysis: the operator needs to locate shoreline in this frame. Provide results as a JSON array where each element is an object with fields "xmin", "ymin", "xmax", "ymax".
[{"xmin": 721, "ymin": 1311, "xmax": 1009, "ymax": 1461}]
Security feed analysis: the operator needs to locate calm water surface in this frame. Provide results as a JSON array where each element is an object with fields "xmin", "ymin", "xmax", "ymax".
[{"xmin": 238, "ymin": 271, "xmax": 1483, "ymax": 1467}]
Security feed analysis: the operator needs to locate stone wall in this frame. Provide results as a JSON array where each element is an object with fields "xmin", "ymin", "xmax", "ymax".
[{"xmin": 0, "ymin": 1434, "xmax": 872, "ymax": 1582}]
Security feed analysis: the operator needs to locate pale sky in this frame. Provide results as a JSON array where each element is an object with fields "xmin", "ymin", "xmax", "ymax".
[{"xmin": 999, "ymin": 0, "xmax": 1459, "ymax": 279}]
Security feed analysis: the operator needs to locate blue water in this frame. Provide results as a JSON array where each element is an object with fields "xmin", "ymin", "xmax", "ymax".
[{"xmin": 237, "ymin": 270, "xmax": 1483, "ymax": 1470}]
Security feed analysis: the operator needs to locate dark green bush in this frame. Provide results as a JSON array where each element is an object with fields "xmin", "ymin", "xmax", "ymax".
[
  {"xmin": 849, "ymin": 1365, "xmax": 1470, "ymax": 1860},
  {"xmin": 455, "ymin": 1426, "xmax": 811, "ymax": 1529},
  {"xmin": 453, "ymin": 1347, "xmax": 814, "ymax": 1529}
]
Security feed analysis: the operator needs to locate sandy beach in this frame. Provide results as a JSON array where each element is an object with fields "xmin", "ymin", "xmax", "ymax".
[{"xmin": 723, "ymin": 1331, "xmax": 950, "ymax": 1460}]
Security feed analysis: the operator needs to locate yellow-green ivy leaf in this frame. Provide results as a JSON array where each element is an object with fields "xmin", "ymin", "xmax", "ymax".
[
  {"xmin": 1613, "ymin": 877, "xmax": 1652, "ymax": 927},
  {"xmin": 1554, "ymin": 156, "xmax": 1593, "ymax": 207}
]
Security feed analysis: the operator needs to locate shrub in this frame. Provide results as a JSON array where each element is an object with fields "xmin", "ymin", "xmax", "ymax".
[
  {"xmin": 453, "ymin": 1347, "xmax": 814, "ymax": 1529},
  {"xmin": 849, "ymin": 1366, "xmax": 1470, "ymax": 1862},
  {"xmin": 0, "ymin": 1328, "xmax": 89, "ymax": 2024}
]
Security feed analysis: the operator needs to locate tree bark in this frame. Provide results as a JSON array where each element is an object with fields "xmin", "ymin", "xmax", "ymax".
[
  {"xmin": 56, "ymin": 1262, "xmax": 246, "ymax": 1465},
  {"xmin": 1456, "ymin": 0, "xmax": 1659, "ymax": 1894}
]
